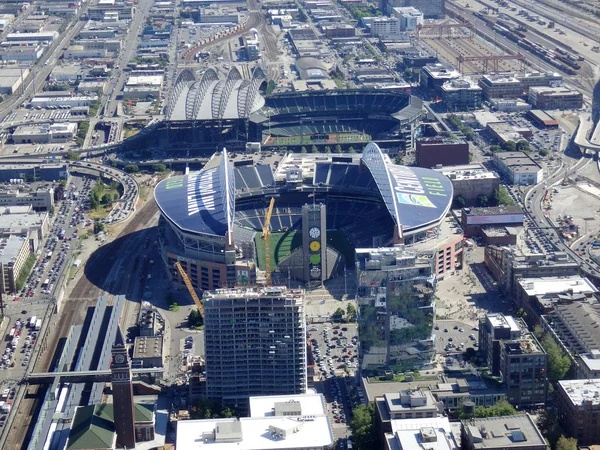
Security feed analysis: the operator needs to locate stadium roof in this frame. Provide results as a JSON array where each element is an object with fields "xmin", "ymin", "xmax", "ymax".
[
  {"xmin": 361, "ymin": 143, "xmax": 453, "ymax": 235},
  {"xmin": 155, "ymin": 149, "xmax": 236, "ymax": 243},
  {"xmin": 166, "ymin": 67, "xmax": 266, "ymax": 121},
  {"xmin": 155, "ymin": 143, "xmax": 453, "ymax": 239}
]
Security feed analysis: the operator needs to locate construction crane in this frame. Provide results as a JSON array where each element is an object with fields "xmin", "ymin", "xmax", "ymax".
[
  {"xmin": 262, "ymin": 197, "xmax": 275, "ymax": 286},
  {"xmin": 174, "ymin": 261, "xmax": 203, "ymax": 317}
]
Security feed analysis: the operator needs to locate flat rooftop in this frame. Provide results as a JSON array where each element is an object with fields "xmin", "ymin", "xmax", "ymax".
[
  {"xmin": 203, "ymin": 287, "xmax": 305, "ymax": 301},
  {"xmin": 249, "ymin": 394, "xmax": 327, "ymax": 418},
  {"xmin": 435, "ymin": 164, "xmax": 498, "ymax": 181},
  {"xmin": 132, "ymin": 336, "xmax": 163, "ymax": 359},
  {"xmin": 463, "ymin": 205, "xmax": 523, "ymax": 216},
  {"xmin": 559, "ymin": 379, "xmax": 600, "ymax": 406},
  {"xmin": 0, "ymin": 210, "xmax": 46, "ymax": 232},
  {"xmin": 463, "ymin": 414, "xmax": 545, "ymax": 449},
  {"xmin": 389, "ymin": 418, "xmax": 458, "ymax": 450},
  {"xmin": 0, "ymin": 235, "xmax": 27, "ymax": 264},
  {"xmin": 487, "ymin": 313, "xmax": 520, "ymax": 333},
  {"xmin": 519, "ymin": 276, "xmax": 597, "ymax": 297}
]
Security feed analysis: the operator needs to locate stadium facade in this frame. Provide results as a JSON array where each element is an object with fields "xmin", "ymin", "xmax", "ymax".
[
  {"xmin": 154, "ymin": 68, "xmax": 423, "ymax": 153},
  {"xmin": 155, "ymin": 143, "xmax": 464, "ymax": 372}
]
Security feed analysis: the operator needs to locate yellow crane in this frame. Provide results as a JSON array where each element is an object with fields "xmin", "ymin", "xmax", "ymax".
[
  {"xmin": 174, "ymin": 261, "xmax": 203, "ymax": 317},
  {"xmin": 262, "ymin": 197, "xmax": 275, "ymax": 286}
]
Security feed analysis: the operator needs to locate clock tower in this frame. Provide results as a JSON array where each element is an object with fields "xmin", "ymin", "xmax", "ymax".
[
  {"xmin": 111, "ymin": 327, "xmax": 136, "ymax": 449},
  {"xmin": 302, "ymin": 203, "xmax": 327, "ymax": 285}
]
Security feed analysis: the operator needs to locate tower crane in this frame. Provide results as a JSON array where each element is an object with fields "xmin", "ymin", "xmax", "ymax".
[
  {"xmin": 262, "ymin": 197, "xmax": 275, "ymax": 286},
  {"xmin": 174, "ymin": 261, "xmax": 203, "ymax": 318}
]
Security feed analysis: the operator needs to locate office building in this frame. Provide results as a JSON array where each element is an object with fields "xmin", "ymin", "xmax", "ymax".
[
  {"xmin": 479, "ymin": 313, "xmax": 547, "ymax": 408},
  {"xmin": 357, "ymin": 249, "xmax": 436, "ymax": 372},
  {"xmin": 478, "ymin": 74, "xmax": 522, "ymax": 99},
  {"xmin": 557, "ymin": 379, "xmax": 600, "ymax": 445},
  {"xmin": 384, "ymin": 417, "xmax": 459, "ymax": 450},
  {"xmin": 0, "ymin": 164, "xmax": 68, "ymax": 182},
  {"xmin": 516, "ymin": 71, "xmax": 563, "ymax": 92},
  {"xmin": 0, "ymin": 235, "xmax": 31, "ymax": 294},
  {"xmin": 367, "ymin": 17, "xmax": 400, "ymax": 38},
  {"xmin": 415, "ymin": 137, "xmax": 469, "ymax": 168},
  {"xmin": 528, "ymin": 86, "xmax": 583, "ymax": 110},
  {"xmin": 204, "ymin": 287, "xmax": 307, "ymax": 408},
  {"xmin": 381, "ymin": 0, "xmax": 444, "ymax": 18},
  {"xmin": 242, "ymin": 33, "xmax": 260, "ymax": 61},
  {"xmin": 493, "ymin": 151, "xmax": 543, "ymax": 186},
  {"xmin": 420, "ymin": 63, "xmax": 460, "ymax": 94},
  {"xmin": 177, "ymin": 394, "xmax": 333, "ymax": 449},
  {"xmin": 434, "ymin": 164, "xmax": 500, "ymax": 206},
  {"xmin": 461, "ymin": 414, "xmax": 546, "ymax": 450},
  {"xmin": 0, "ymin": 188, "xmax": 54, "ymax": 211},
  {"xmin": 440, "ymin": 78, "xmax": 483, "ymax": 110},
  {"xmin": 392, "ymin": 7, "xmax": 424, "ymax": 31}
]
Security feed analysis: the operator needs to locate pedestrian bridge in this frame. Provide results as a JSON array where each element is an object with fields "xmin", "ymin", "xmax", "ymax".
[{"xmin": 25, "ymin": 367, "xmax": 163, "ymax": 384}]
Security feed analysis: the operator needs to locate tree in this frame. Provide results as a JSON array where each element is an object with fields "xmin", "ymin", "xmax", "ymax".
[
  {"xmin": 348, "ymin": 146, "xmax": 355, "ymax": 153},
  {"xmin": 349, "ymin": 404, "xmax": 377, "ymax": 450},
  {"xmin": 516, "ymin": 308, "xmax": 527, "ymax": 319},
  {"xmin": 152, "ymin": 163, "xmax": 167, "ymax": 172},
  {"xmin": 265, "ymin": 80, "xmax": 277, "ymax": 95},
  {"xmin": 333, "ymin": 307, "xmax": 345, "ymax": 323},
  {"xmin": 93, "ymin": 222, "xmax": 105, "ymax": 234},
  {"xmin": 335, "ymin": 144, "xmax": 342, "ymax": 153},
  {"xmin": 516, "ymin": 140, "xmax": 530, "ymax": 152},
  {"xmin": 489, "ymin": 144, "xmax": 502, "ymax": 153},
  {"xmin": 65, "ymin": 151, "xmax": 80, "ymax": 161},
  {"xmin": 301, "ymin": 146, "xmax": 307, "ymax": 153},
  {"xmin": 537, "ymin": 410, "xmax": 565, "ymax": 449},
  {"xmin": 501, "ymin": 140, "xmax": 517, "ymax": 152},
  {"xmin": 124, "ymin": 164, "xmax": 139, "ymax": 173},
  {"xmin": 472, "ymin": 399, "xmax": 518, "ymax": 418},
  {"xmin": 477, "ymin": 194, "xmax": 489, "ymax": 207},
  {"xmin": 311, "ymin": 145, "xmax": 319, "ymax": 153},
  {"xmin": 556, "ymin": 436, "xmax": 577, "ymax": 450},
  {"xmin": 324, "ymin": 146, "xmax": 332, "ymax": 153},
  {"xmin": 453, "ymin": 195, "xmax": 466, "ymax": 209},
  {"xmin": 101, "ymin": 193, "xmax": 112, "ymax": 206},
  {"xmin": 541, "ymin": 334, "xmax": 571, "ymax": 381},
  {"xmin": 493, "ymin": 186, "xmax": 516, "ymax": 206},
  {"xmin": 404, "ymin": 68, "xmax": 413, "ymax": 80},
  {"xmin": 188, "ymin": 308, "xmax": 204, "ymax": 328},
  {"xmin": 539, "ymin": 148, "xmax": 549, "ymax": 157},
  {"xmin": 346, "ymin": 304, "xmax": 357, "ymax": 322}
]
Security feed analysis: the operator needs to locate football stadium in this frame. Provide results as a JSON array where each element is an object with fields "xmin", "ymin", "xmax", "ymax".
[
  {"xmin": 155, "ymin": 142, "xmax": 454, "ymax": 291},
  {"xmin": 153, "ymin": 68, "xmax": 423, "ymax": 153}
]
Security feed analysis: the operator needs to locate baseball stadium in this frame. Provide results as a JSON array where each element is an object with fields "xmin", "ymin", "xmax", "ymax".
[
  {"xmin": 151, "ymin": 68, "xmax": 423, "ymax": 153},
  {"xmin": 154, "ymin": 142, "xmax": 454, "ymax": 291}
]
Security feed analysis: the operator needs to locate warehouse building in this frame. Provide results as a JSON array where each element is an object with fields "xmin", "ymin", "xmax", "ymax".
[
  {"xmin": 435, "ymin": 164, "xmax": 500, "ymax": 206},
  {"xmin": 12, "ymin": 123, "xmax": 77, "ymax": 144},
  {"xmin": 493, "ymin": 151, "xmax": 543, "ymax": 185},
  {"xmin": 461, "ymin": 205, "xmax": 524, "ymax": 237},
  {"xmin": 0, "ymin": 67, "xmax": 30, "ymax": 95},
  {"xmin": 527, "ymin": 109, "xmax": 559, "ymax": 128},
  {"xmin": 528, "ymin": 86, "xmax": 583, "ymax": 110},
  {"xmin": 0, "ymin": 164, "xmax": 68, "ymax": 182},
  {"xmin": 415, "ymin": 137, "xmax": 469, "ymax": 168}
]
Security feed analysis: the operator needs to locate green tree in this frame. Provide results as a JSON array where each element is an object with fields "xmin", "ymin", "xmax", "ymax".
[
  {"xmin": 516, "ymin": 308, "xmax": 527, "ymax": 319},
  {"xmin": 65, "ymin": 151, "xmax": 80, "ymax": 161},
  {"xmin": 516, "ymin": 140, "xmax": 530, "ymax": 152},
  {"xmin": 404, "ymin": 68, "xmax": 413, "ymax": 80},
  {"xmin": 93, "ymin": 222, "xmax": 105, "ymax": 234},
  {"xmin": 493, "ymin": 186, "xmax": 516, "ymax": 206},
  {"xmin": 473, "ymin": 399, "xmax": 518, "ymax": 418},
  {"xmin": 152, "ymin": 163, "xmax": 167, "ymax": 172},
  {"xmin": 348, "ymin": 146, "xmax": 355, "ymax": 153},
  {"xmin": 541, "ymin": 334, "xmax": 571, "ymax": 381},
  {"xmin": 335, "ymin": 144, "xmax": 342, "ymax": 153},
  {"xmin": 188, "ymin": 309, "xmax": 204, "ymax": 328},
  {"xmin": 349, "ymin": 404, "xmax": 377, "ymax": 450},
  {"xmin": 346, "ymin": 304, "xmax": 357, "ymax": 321},
  {"xmin": 265, "ymin": 80, "xmax": 277, "ymax": 95},
  {"xmin": 556, "ymin": 436, "xmax": 577, "ymax": 450},
  {"xmin": 537, "ymin": 410, "xmax": 565, "ymax": 449},
  {"xmin": 301, "ymin": 146, "xmax": 307, "ymax": 153},
  {"xmin": 124, "ymin": 164, "xmax": 139, "ymax": 173},
  {"xmin": 501, "ymin": 140, "xmax": 517, "ymax": 152},
  {"xmin": 477, "ymin": 194, "xmax": 489, "ymax": 207},
  {"xmin": 311, "ymin": 145, "xmax": 319, "ymax": 153},
  {"xmin": 101, "ymin": 193, "xmax": 112, "ymax": 206},
  {"xmin": 489, "ymin": 144, "xmax": 502, "ymax": 153},
  {"xmin": 324, "ymin": 145, "xmax": 332, "ymax": 153},
  {"xmin": 453, "ymin": 195, "xmax": 466, "ymax": 209},
  {"xmin": 333, "ymin": 307, "xmax": 345, "ymax": 323}
]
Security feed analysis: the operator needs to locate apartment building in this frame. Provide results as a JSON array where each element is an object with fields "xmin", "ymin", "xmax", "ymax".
[{"xmin": 557, "ymin": 379, "xmax": 600, "ymax": 445}]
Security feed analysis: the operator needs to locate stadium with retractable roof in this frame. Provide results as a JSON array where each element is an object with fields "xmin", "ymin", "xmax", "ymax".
[{"xmin": 154, "ymin": 143, "xmax": 454, "ymax": 290}]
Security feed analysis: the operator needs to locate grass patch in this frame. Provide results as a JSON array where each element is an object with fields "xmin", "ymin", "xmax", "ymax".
[
  {"xmin": 88, "ymin": 207, "xmax": 110, "ymax": 220},
  {"xmin": 68, "ymin": 266, "xmax": 77, "ymax": 279},
  {"xmin": 123, "ymin": 125, "xmax": 141, "ymax": 139},
  {"xmin": 169, "ymin": 303, "xmax": 180, "ymax": 312},
  {"xmin": 367, "ymin": 372, "xmax": 439, "ymax": 383},
  {"xmin": 255, "ymin": 230, "xmax": 302, "ymax": 270}
]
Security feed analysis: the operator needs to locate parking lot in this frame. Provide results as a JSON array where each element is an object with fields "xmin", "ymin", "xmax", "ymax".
[{"xmin": 434, "ymin": 320, "xmax": 479, "ymax": 354}]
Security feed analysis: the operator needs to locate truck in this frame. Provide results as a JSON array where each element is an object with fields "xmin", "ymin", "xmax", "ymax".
[
  {"xmin": 35, "ymin": 319, "xmax": 41, "ymax": 331},
  {"xmin": 29, "ymin": 316, "xmax": 37, "ymax": 328}
]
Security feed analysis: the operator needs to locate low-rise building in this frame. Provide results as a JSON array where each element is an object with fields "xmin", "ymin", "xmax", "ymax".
[
  {"xmin": 375, "ymin": 388, "xmax": 440, "ymax": 434},
  {"xmin": 493, "ymin": 151, "xmax": 543, "ymax": 185},
  {"xmin": 557, "ymin": 379, "xmax": 600, "ymax": 445},
  {"xmin": 322, "ymin": 24, "xmax": 355, "ymax": 38},
  {"xmin": 461, "ymin": 414, "xmax": 546, "ymax": 450},
  {"xmin": 367, "ymin": 16, "xmax": 400, "ymax": 38},
  {"xmin": 435, "ymin": 164, "xmax": 500, "ymax": 206},
  {"xmin": 131, "ymin": 336, "xmax": 163, "ymax": 369},
  {"xmin": 516, "ymin": 71, "xmax": 563, "ymax": 92},
  {"xmin": 440, "ymin": 78, "xmax": 483, "ymax": 111},
  {"xmin": 528, "ymin": 86, "xmax": 583, "ymax": 110},
  {"xmin": 176, "ymin": 394, "xmax": 334, "ymax": 449},
  {"xmin": 12, "ymin": 123, "xmax": 77, "ymax": 144},
  {"xmin": 0, "ymin": 188, "xmax": 54, "ymax": 211},
  {"xmin": 479, "ymin": 313, "xmax": 547, "ymax": 408},
  {"xmin": 242, "ymin": 33, "xmax": 260, "ymax": 61},
  {"xmin": 487, "ymin": 122, "xmax": 532, "ymax": 144},
  {"xmin": 515, "ymin": 276, "xmax": 598, "ymax": 325},
  {"xmin": 123, "ymin": 74, "xmax": 163, "ymax": 99},
  {"xmin": 460, "ymin": 206, "xmax": 524, "ymax": 237},
  {"xmin": 527, "ymin": 109, "xmax": 559, "ymax": 127},
  {"xmin": 384, "ymin": 417, "xmax": 459, "ymax": 450},
  {"xmin": 6, "ymin": 32, "xmax": 58, "ymax": 43},
  {"xmin": 0, "ymin": 67, "xmax": 30, "ymax": 95},
  {"xmin": 29, "ymin": 95, "xmax": 98, "ymax": 108},
  {"xmin": 415, "ymin": 137, "xmax": 469, "ymax": 168}
]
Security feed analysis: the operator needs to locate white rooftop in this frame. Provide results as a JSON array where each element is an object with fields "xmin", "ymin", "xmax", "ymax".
[
  {"xmin": 559, "ymin": 379, "xmax": 600, "ymax": 406},
  {"xmin": 389, "ymin": 417, "xmax": 458, "ymax": 450},
  {"xmin": 436, "ymin": 164, "xmax": 498, "ymax": 181},
  {"xmin": 249, "ymin": 394, "xmax": 327, "ymax": 418},
  {"xmin": 519, "ymin": 276, "xmax": 597, "ymax": 297}
]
